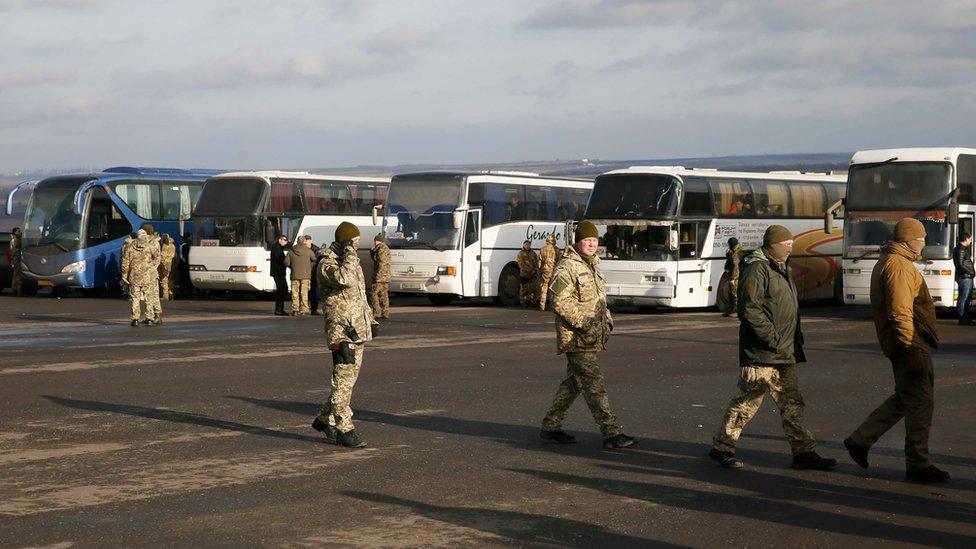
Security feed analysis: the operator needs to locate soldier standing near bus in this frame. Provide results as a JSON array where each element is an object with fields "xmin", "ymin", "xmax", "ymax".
[
  {"xmin": 722, "ymin": 237, "xmax": 742, "ymax": 317},
  {"xmin": 844, "ymin": 218, "xmax": 950, "ymax": 483},
  {"xmin": 284, "ymin": 237, "xmax": 315, "ymax": 316},
  {"xmin": 7, "ymin": 227, "xmax": 23, "ymax": 296},
  {"xmin": 517, "ymin": 240, "xmax": 540, "ymax": 307},
  {"xmin": 122, "ymin": 230, "xmax": 162, "ymax": 327},
  {"xmin": 538, "ymin": 234, "xmax": 561, "ymax": 311},
  {"xmin": 540, "ymin": 221, "xmax": 635, "ymax": 449},
  {"xmin": 311, "ymin": 222, "xmax": 375, "ymax": 448},
  {"xmin": 159, "ymin": 234, "xmax": 177, "ymax": 301},
  {"xmin": 370, "ymin": 234, "xmax": 391, "ymax": 319},
  {"xmin": 709, "ymin": 225, "xmax": 836, "ymax": 470}
]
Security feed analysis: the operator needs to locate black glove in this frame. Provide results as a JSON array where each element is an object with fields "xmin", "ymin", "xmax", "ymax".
[{"xmin": 332, "ymin": 341, "xmax": 357, "ymax": 365}]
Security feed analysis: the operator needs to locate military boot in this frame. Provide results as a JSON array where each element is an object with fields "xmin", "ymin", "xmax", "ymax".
[
  {"xmin": 791, "ymin": 451, "xmax": 837, "ymax": 470},
  {"xmin": 130, "ymin": 319, "xmax": 138, "ymax": 327},
  {"xmin": 906, "ymin": 465, "xmax": 950, "ymax": 483},
  {"xmin": 336, "ymin": 429, "xmax": 367, "ymax": 448},
  {"xmin": 311, "ymin": 417, "xmax": 337, "ymax": 444},
  {"xmin": 709, "ymin": 448, "xmax": 744, "ymax": 469},
  {"xmin": 540, "ymin": 429, "xmax": 576, "ymax": 444},
  {"xmin": 844, "ymin": 437, "xmax": 869, "ymax": 469},
  {"xmin": 603, "ymin": 434, "xmax": 636, "ymax": 449}
]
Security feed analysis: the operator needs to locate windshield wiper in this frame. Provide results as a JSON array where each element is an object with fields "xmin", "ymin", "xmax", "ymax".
[
  {"xmin": 398, "ymin": 241, "xmax": 440, "ymax": 250},
  {"xmin": 855, "ymin": 156, "xmax": 899, "ymax": 170},
  {"xmin": 852, "ymin": 249, "xmax": 878, "ymax": 263},
  {"xmin": 53, "ymin": 241, "xmax": 70, "ymax": 253}
]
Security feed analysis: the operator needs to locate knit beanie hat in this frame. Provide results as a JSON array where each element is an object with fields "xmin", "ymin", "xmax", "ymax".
[
  {"xmin": 728, "ymin": 237, "xmax": 739, "ymax": 248},
  {"xmin": 335, "ymin": 221, "xmax": 360, "ymax": 242},
  {"xmin": 762, "ymin": 225, "xmax": 792, "ymax": 246},
  {"xmin": 546, "ymin": 233, "xmax": 557, "ymax": 244},
  {"xmin": 575, "ymin": 220, "xmax": 599, "ymax": 241},
  {"xmin": 374, "ymin": 233, "xmax": 385, "ymax": 242},
  {"xmin": 141, "ymin": 223, "xmax": 155, "ymax": 235},
  {"xmin": 893, "ymin": 218, "xmax": 926, "ymax": 242}
]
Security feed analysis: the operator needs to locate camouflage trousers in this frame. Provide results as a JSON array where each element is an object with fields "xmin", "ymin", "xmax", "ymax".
[
  {"xmin": 519, "ymin": 277, "xmax": 537, "ymax": 306},
  {"xmin": 542, "ymin": 351, "xmax": 622, "ymax": 438},
  {"xmin": 712, "ymin": 364, "xmax": 816, "ymax": 455},
  {"xmin": 317, "ymin": 344, "xmax": 364, "ymax": 433},
  {"xmin": 370, "ymin": 282, "xmax": 390, "ymax": 318},
  {"xmin": 11, "ymin": 264, "xmax": 23, "ymax": 295},
  {"xmin": 130, "ymin": 284, "xmax": 162, "ymax": 321},
  {"xmin": 159, "ymin": 269, "xmax": 173, "ymax": 301},
  {"xmin": 291, "ymin": 279, "xmax": 310, "ymax": 314},
  {"xmin": 849, "ymin": 347, "xmax": 934, "ymax": 470},
  {"xmin": 538, "ymin": 274, "xmax": 553, "ymax": 310}
]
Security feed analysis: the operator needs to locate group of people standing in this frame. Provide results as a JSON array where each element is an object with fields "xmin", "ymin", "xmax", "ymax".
[
  {"xmin": 120, "ymin": 224, "xmax": 180, "ymax": 326},
  {"xmin": 516, "ymin": 234, "xmax": 562, "ymax": 309}
]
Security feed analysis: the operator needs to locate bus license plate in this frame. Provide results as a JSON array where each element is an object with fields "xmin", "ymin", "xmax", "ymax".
[
  {"xmin": 37, "ymin": 280, "xmax": 53, "ymax": 287},
  {"xmin": 400, "ymin": 283, "xmax": 424, "ymax": 291},
  {"xmin": 207, "ymin": 273, "xmax": 225, "ymax": 280}
]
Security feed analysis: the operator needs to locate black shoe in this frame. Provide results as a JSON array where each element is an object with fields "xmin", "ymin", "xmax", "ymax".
[
  {"xmin": 311, "ymin": 417, "xmax": 337, "ymax": 443},
  {"xmin": 906, "ymin": 465, "xmax": 950, "ymax": 483},
  {"xmin": 290, "ymin": 311, "xmax": 297, "ymax": 316},
  {"xmin": 311, "ymin": 310, "xmax": 320, "ymax": 316},
  {"xmin": 709, "ymin": 448, "xmax": 743, "ymax": 469},
  {"xmin": 958, "ymin": 318, "xmax": 975, "ymax": 326},
  {"xmin": 844, "ymin": 437, "xmax": 869, "ymax": 469},
  {"xmin": 274, "ymin": 310, "xmax": 287, "ymax": 316},
  {"xmin": 540, "ymin": 429, "xmax": 576, "ymax": 444},
  {"xmin": 130, "ymin": 319, "xmax": 138, "ymax": 327},
  {"xmin": 721, "ymin": 311, "xmax": 732, "ymax": 317},
  {"xmin": 791, "ymin": 451, "xmax": 837, "ymax": 470},
  {"xmin": 336, "ymin": 429, "xmax": 367, "ymax": 448},
  {"xmin": 145, "ymin": 319, "xmax": 155, "ymax": 327},
  {"xmin": 603, "ymin": 434, "xmax": 636, "ymax": 449}
]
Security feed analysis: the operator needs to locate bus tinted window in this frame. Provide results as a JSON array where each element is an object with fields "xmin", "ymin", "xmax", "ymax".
[
  {"xmin": 195, "ymin": 177, "xmax": 267, "ymax": 215},
  {"xmin": 86, "ymin": 187, "xmax": 132, "ymax": 246},
  {"xmin": 160, "ymin": 184, "xmax": 200, "ymax": 220},
  {"xmin": 824, "ymin": 184, "xmax": 846, "ymax": 216},
  {"xmin": 348, "ymin": 183, "xmax": 387, "ymax": 214},
  {"xmin": 555, "ymin": 187, "xmax": 588, "ymax": 220},
  {"xmin": 958, "ymin": 154, "xmax": 976, "ymax": 204},
  {"xmin": 115, "ymin": 182, "xmax": 161, "ymax": 220},
  {"xmin": 680, "ymin": 177, "xmax": 713, "ymax": 215},
  {"xmin": 711, "ymin": 179, "xmax": 754, "ymax": 216},
  {"xmin": 482, "ymin": 183, "xmax": 525, "ymax": 226},
  {"xmin": 269, "ymin": 180, "xmax": 305, "ymax": 212},
  {"xmin": 847, "ymin": 162, "xmax": 951, "ymax": 209},
  {"xmin": 790, "ymin": 182, "xmax": 825, "ymax": 216},
  {"xmin": 750, "ymin": 180, "xmax": 789, "ymax": 217},
  {"xmin": 525, "ymin": 186, "xmax": 555, "ymax": 220}
]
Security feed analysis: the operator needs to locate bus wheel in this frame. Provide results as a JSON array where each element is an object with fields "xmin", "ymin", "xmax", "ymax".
[
  {"xmin": 428, "ymin": 294, "xmax": 455, "ymax": 306},
  {"xmin": 497, "ymin": 264, "xmax": 520, "ymax": 307},
  {"xmin": 81, "ymin": 287, "xmax": 105, "ymax": 298}
]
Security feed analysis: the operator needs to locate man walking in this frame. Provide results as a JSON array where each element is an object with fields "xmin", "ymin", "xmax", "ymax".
[
  {"xmin": 370, "ymin": 234, "xmax": 391, "ymax": 319},
  {"xmin": 270, "ymin": 234, "xmax": 290, "ymax": 315},
  {"xmin": 722, "ymin": 237, "xmax": 742, "ymax": 317},
  {"xmin": 538, "ymin": 234, "xmax": 561, "ymax": 310},
  {"xmin": 284, "ymin": 236, "xmax": 315, "ymax": 316},
  {"xmin": 844, "ymin": 218, "xmax": 950, "ymax": 483},
  {"xmin": 540, "ymin": 221, "xmax": 635, "ymax": 449},
  {"xmin": 7, "ymin": 227, "xmax": 22, "ymax": 296},
  {"xmin": 517, "ymin": 239, "xmax": 540, "ymax": 307},
  {"xmin": 709, "ymin": 225, "xmax": 835, "ymax": 470},
  {"xmin": 121, "ymin": 229, "xmax": 162, "ymax": 327},
  {"xmin": 952, "ymin": 231, "xmax": 974, "ymax": 325},
  {"xmin": 311, "ymin": 222, "xmax": 375, "ymax": 448}
]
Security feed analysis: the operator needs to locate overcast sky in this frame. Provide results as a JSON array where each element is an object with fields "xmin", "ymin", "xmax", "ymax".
[{"xmin": 0, "ymin": 0, "xmax": 974, "ymax": 172}]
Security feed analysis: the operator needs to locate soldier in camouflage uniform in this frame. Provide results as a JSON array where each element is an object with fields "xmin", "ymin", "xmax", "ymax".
[
  {"xmin": 121, "ymin": 230, "xmax": 162, "ymax": 327},
  {"xmin": 722, "ymin": 237, "xmax": 743, "ymax": 316},
  {"xmin": 709, "ymin": 225, "xmax": 835, "ymax": 470},
  {"xmin": 370, "ymin": 234, "xmax": 392, "ymax": 319},
  {"xmin": 517, "ymin": 240, "xmax": 540, "ymax": 307},
  {"xmin": 159, "ymin": 234, "xmax": 177, "ymax": 301},
  {"xmin": 538, "ymin": 234, "xmax": 561, "ymax": 310},
  {"xmin": 540, "ymin": 221, "xmax": 635, "ymax": 449},
  {"xmin": 7, "ymin": 227, "xmax": 23, "ymax": 296},
  {"xmin": 311, "ymin": 221, "xmax": 375, "ymax": 448}
]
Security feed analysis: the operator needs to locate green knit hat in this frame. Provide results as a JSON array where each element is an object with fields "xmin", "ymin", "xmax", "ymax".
[
  {"xmin": 763, "ymin": 225, "xmax": 792, "ymax": 246},
  {"xmin": 141, "ymin": 223, "xmax": 155, "ymax": 235},
  {"xmin": 575, "ymin": 220, "xmax": 599, "ymax": 241},
  {"xmin": 335, "ymin": 221, "xmax": 360, "ymax": 242},
  {"xmin": 374, "ymin": 233, "xmax": 385, "ymax": 242}
]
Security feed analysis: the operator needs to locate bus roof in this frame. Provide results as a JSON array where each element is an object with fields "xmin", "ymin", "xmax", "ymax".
[
  {"xmin": 392, "ymin": 170, "xmax": 592, "ymax": 183},
  {"xmin": 850, "ymin": 147, "xmax": 976, "ymax": 165},
  {"xmin": 34, "ymin": 167, "xmax": 225, "ymax": 187},
  {"xmin": 601, "ymin": 166, "xmax": 845, "ymax": 182},
  {"xmin": 212, "ymin": 170, "xmax": 390, "ymax": 183}
]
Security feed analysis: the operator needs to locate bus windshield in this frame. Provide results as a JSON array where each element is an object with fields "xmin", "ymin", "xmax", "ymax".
[
  {"xmin": 22, "ymin": 180, "xmax": 89, "ymax": 254},
  {"xmin": 845, "ymin": 211, "xmax": 950, "ymax": 260},
  {"xmin": 847, "ymin": 162, "xmax": 952, "ymax": 210},
  {"xmin": 194, "ymin": 177, "xmax": 267, "ymax": 215},
  {"xmin": 386, "ymin": 176, "xmax": 463, "ymax": 251},
  {"xmin": 603, "ymin": 224, "xmax": 675, "ymax": 261},
  {"xmin": 586, "ymin": 174, "xmax": 681, "ymax": 219},
  {"xmin": 193, "ymin": 216, "xmax": 269, "ymax": 248}
]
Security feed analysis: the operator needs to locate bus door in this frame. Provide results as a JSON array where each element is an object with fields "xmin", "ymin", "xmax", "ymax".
[
  {"xmin": 676, "ymin": 221, "xmax": 708, "ymax": 304},
  {"xmin": 462, "ymin": 209, "xmax": 482, "ymax": 296}
]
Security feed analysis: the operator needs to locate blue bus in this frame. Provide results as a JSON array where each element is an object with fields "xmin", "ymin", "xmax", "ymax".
[{"xmin": 8, "ymin": 167, "xmax": 223, "ymax": 291}]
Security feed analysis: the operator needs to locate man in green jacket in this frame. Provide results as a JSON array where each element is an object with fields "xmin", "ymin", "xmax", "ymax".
[
  {"xmin": 284, "ymin": 236, "xmax": 316, "ymax": 316},
  {"xmin": 709, "ymin": 225, "xmax": 836, "ymax": 470},
  {"xmin": 540, "ymin": 221, "xmax": 635, "ymax": 449},
  {"xmin": 844, "ymin": 218, "xmax": 949, "ymax": 483}
]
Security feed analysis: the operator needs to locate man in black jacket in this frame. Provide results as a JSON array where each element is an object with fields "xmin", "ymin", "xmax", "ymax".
[
  {"xmin": 708, "ymin": 225, "xmax": 836, "ymax": 471},
  {"xmin": 270, "ymin": 234, "xmax": 290, "ymax": 316},
  {"xmin": 953, "ymin": 232, "xmax": 974, "ymax": 325}
]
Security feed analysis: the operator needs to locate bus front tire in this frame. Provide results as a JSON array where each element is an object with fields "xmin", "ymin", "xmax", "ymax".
[
  {"xmin": 497, "ymin": 264, "xmax": 520, "ymax": 307},
  {"xmin": 428, "ymin": 294, "xmax": 454, "ymax": 306}
]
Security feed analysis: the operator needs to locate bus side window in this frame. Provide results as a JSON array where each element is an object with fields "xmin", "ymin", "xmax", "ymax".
[
  {"xmin": 483, "ymin": 183, "xmax": 523, "ymax": 226},
  {"xmin": 87, "ymin": 188, "xmax": 132, "ymax": 246},
  {"xmin": 790, "ymin": 182, "xmax": 826, "ymax": 217},
  {"xmin": 750, "ymin": 180, "xmax": 788, "ymax": 217},
  {"xmin": 679, "ymin": 222, "xmax": 697, "ymax": 259},
  {"xmin": 680, "ymin": 177, "xmax": 713, "ymax": 215},
  {"xmin": 824, "ymin": 184, "xmax": 845, "ymax": 217},
  {"xmin": 958, "ymin": 154, "xmax": 976, "ymax": 204},
  {"xmin": 524, "ymin": 186, "xmax": 555, "ymax": 221},
  {"xmin": 711, "ymin": 179, "xmax": 753, "ymax": 216}
]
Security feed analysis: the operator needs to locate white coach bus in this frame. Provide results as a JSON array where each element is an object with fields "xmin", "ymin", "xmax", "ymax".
[
  {"xmin": 585, "ymin": 166, "xmax": 847, "ymax": 308},
  {"xmin": 828, "ymin": 148, "xmax": 976, "ymax": 309},
  {"xmin": 383, "ymin": 171, "xmax": 592, "ymax": 305},
  {"xmin": 189, "ymin": 171, "xmax": 389, "ymax": 292}
]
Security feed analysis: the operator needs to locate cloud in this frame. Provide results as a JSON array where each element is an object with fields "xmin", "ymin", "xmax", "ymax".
[
  {"xmin": 523, "ymin": 0, "xmax": 697, "ymax": 30},
  {"xmin": 0, "ymin": 0, "xmax": 105, "ymax": 10},
  {"xmin": 0, "ymin": 68, "xmax": 74, "ymax": 88},
  {"xmin": 360, "ymin": 28, "xmax": 443, "ymax": 56}
]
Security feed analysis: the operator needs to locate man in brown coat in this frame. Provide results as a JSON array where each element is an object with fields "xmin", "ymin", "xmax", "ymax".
[
  {"xmin": 284, "ymin": 236, "xmax": 316, "ymax": 316},
  {"xmin": 844, "ymin": 218, "xmax": 948, "ymax": 483}
]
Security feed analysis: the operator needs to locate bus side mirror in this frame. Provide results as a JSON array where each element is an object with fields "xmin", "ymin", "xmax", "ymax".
[
  {"xmin": 669, "ymin": 230, "xmax": 679, "ymax": 251},
  {"xmin": 452, "ymin": 209, "xmax": 464, "ymax": 230},
  {"xmin": 948, "ymin": 202, "xmax": 960, "ymax": 224},
  {"xmin": 824, "ymin": 198, "xmax": 844, "ymax": 234},
  {"xmin": 6, "ymin": 180, "xmax": 37, "ymax": 216},
  {"xmin": 72, "ymin": 181, "xmax": 96, "ymax": 215},
  {"xmin": 564, "ymin": 220, "xmax": 575, "ymax": 246},
  {"xmin": 372, "ymin": 205, "xmax": 383, "ymax": 226}
]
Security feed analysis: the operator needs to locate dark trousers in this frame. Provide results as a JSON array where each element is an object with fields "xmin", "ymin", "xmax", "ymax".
[
  {"xmin": 957, "ymin": 277, "xmax": 973, "ymax": 321},
  {"xmin": 851, "ymin": 347, "xmax": 934, "ymax": 470},
  {"xmin": 273, "ymin": 273, "xmax": 288, "ymax": 313}
]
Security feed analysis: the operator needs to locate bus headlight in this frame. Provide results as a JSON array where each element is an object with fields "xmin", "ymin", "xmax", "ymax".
[
  {"xmin": 189, "ymin": 265, "xmax": 207, "ymax": 271},
  {"xmin": 61, "ymin": 260, "xmax": 86, "ymax": 274},
  {"xmin": 229, "ymin": 265, "xmax": 257, "ymax": 273},
  {"xmin": 437, "ymin": 266, "xmax": 457, "ymax": 276}
]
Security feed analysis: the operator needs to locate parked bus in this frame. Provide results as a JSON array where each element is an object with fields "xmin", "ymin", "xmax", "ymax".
[
  {"xmin": 189, "ymin": 171, "xmax": 389, "ymax": 292},
  {"xmin": 828, "ymin": 147, "xmax": 976, "ymax": 309},
  {"xmin": 8, "ymin": 167, "xmax": 221, "ymax": 292},
  {"xmin": 583, "ymin": 166, "xmax": 846, "ymax": 308},
  {"xmin": 383, "ymin": 171, "xmax": 592, "ymax": 305}
]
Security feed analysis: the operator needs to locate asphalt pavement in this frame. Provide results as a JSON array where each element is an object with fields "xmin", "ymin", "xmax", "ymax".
[{"xmin": 1, "ymin": 292, "xmax": 974, "ymax": 547}]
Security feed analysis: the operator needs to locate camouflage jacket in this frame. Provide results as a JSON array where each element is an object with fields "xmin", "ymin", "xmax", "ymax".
[
  {"xmin": 121, "ymin": 235, "xmax": 161, "ymax": 287},
  {"xmin": 371, "ymin": 241, "xmax": 392, "ymax": 283},
  {"xmin": 549, "ymin": 244, "xmax": 612, "ymax": 354},
  {"xmin": 539, "ymin": 242, "xmax": 561, "ymax": 279},
  {"xmin": 318, "ymin": 241, "xmax": 375, "ymax": 345},
  {"xmin": 517, "ymin": 249, "xmax": 540, "ymax": 279},
  {"xmin": 8, "ymin": 234, "xmax": 21, "ymax": 266},
  {"xmin": 160, "ymin": 241, "xmax": 177, "ymax": 274}
]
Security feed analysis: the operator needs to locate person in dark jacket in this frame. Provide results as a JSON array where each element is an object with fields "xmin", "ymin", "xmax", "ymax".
[
  {"xmin": 844, "ymin": 218, "xmax": 949, "ymax": 483},
  {"xmin": 308, "ymin": 236, "xmax": 323, "ymax": 316},
  {"xmin": 270, "ymin": 234, "xmax": 290, "ymax": 315},
  {"xmin": 952, "ymin": 231, "xmax": 974, "ymax": 325},
  {"xmin": 709, "ymin": 225, "xmax": 836, "ymax": 471},
  {"xmin": 179, "ymin": 233, "xmax": 192, "ymax": 296},
  {"xmin": 284, "ymin": 236, "xmax": 316, "ymax": 315}
]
